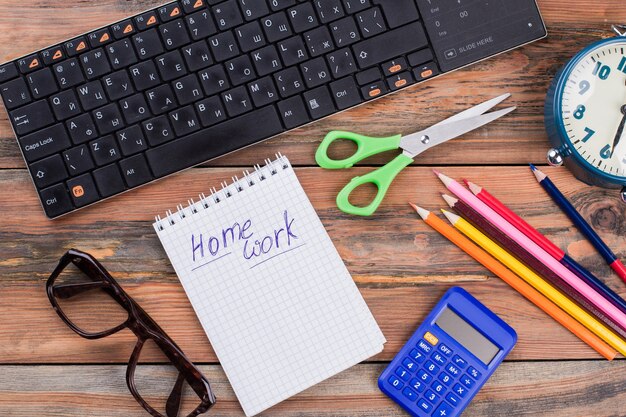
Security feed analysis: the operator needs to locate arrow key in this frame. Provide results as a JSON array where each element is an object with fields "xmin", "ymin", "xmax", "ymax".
[{"xmin": 29, "ymin": 154, "xmax": 68, "ymax": 189}]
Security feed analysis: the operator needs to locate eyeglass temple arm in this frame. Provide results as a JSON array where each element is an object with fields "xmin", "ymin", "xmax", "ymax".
[
  {"xmin": 53, "ymin": 281, "xmax": 109, "ymax": 299},
  {"xmin": 166, "ymin": 372, "xmax": 186, "ymax": 417}
]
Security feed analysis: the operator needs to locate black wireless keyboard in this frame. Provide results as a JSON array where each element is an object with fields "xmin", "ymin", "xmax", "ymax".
[{"xmin": 0, "ymin": 0, "xmax": 546, "ymax": 218}]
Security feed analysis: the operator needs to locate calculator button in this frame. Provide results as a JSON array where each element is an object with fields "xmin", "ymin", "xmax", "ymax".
[
  {"xmin": 452, "ymin": 383, "xmax": 467, "ymax": 398},
  {"xmin": 417, "ymin": 339, "xmax": 433, "ymax": 354},
  {"xmin": 467, "ymin": 366, "xmax": 481, "ymax": 380},
  {"xmin": 417, "ymin": 399, "xmax": 432, "ymax": 413},
  {"xmin": 402, "ymin": 357, "xmax": 417, "ymax": 372},
  {"xmin": 445, "ymin": 364, "xmax": 460, "ymax": 377},
  {"xmin": 438, "ymin": 372, "xmax": 453, "ymax": 386},
  {"xmin": 431, "ymin": 381, "xmax": 445, "ymax": 394},
  {"xmin": 424, "ymin": 332, "xmax": 439, "ymax": 346},
  {"xmin": 461, "ymin": 374, "xmax": 475, "ymax": 389},
  {"xmin": 424, "ymin": 361, "xmax": 439, "ymax": 376},
  {"xmin": 431, "ymin": 352, "xmax": 446, "ymax": 365},
  {"xmin": 417, "ymin": 369, "xmax": 433, "ymax": 383},
  {"xmin": 433, "ymin": 401, "xmax": 454, "ymax": 417},
  {"xmin": 395, "ymin": 366, "xmax": 410, "ymax": 381},
  {"xmin": 388, "ymin": 375, "xmax": 404, "ymax": 390},
  {"xmin": 409, "ymin": 348, "xmax": 426, "ymax": 363},
  {"xmin": 402, "ymin": 387, "xmax": 418, "ymax": 401},
  {"xmin": 445, "ymin": 392, "xmax": 460, "ymax": 406},
  {"xmin": 424, "ymin": 389, "xmax": 440, "ymax": 404},
  {"xmin": 409, "ymin": 378, "xmax": 426, "ymax": 393},
  {"xmin": 452, "ymin": 355, "xmax": 467, "ymax": 368},
  {"xmin": 438, "ymin": 344, "xmax": 453, "ymax": 357}
]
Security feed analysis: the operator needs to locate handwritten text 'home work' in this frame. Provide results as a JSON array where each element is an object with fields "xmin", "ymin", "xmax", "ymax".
[{"xmin": 191, "ymin": 210, "xmax": 300, "ymax": 269}]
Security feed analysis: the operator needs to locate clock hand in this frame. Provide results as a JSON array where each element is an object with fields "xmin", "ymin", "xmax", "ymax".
[{"xmin": 610, "ymin": 104, "xmax": 626, "ymax": 157}]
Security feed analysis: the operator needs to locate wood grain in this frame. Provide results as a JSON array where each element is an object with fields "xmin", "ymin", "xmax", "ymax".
[{"xmin": 1, "ymin": 362, "xmax": 626, "ymax": 417}]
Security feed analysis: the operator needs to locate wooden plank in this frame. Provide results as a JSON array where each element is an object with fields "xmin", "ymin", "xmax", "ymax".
[
  {"xmin": 0, "ymin": 2, "xmax": 624, "ymax": 168},
  {"xmin": 1, "ymin": 361, "xmax": 625, "ymax": 416},
  {"xmin": 1, "ymin": 166, "xmax": 625, "ymax": 363}
]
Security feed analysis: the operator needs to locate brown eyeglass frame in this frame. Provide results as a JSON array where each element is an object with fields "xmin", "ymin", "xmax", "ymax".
[{"xmin": 46, "ymin": 248, "xmax": 216, "ymax": 417}]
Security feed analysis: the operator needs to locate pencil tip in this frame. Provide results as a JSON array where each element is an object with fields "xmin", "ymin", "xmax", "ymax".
[
  {"xmin": 530, "ymin": 165, "xmax": 547, "ymax": 182},
  {"xmin": 432, "ymin": 169, "xmax": 441, "ymax": 176},
  {"xmin": 529, "ymin": 163, "xmax": 537, "ymax": 171},
  {"xmin": 462, "ymin": 178, "xmax": 469, "ymax": 186},
  {"xmin": 466, "ymin": 181, "xmax": 482, "ymax": 195},
  {"xmin": 409, "ymin": 203, "xmax": 430, "ymax": 220},
  {"xmin": 441, "ymin": 194, "xmax": 458, "ymax": 207},
  {"xmin": 441, "ymin": 209, "xmax": 460, "ymax": 224},
  {"xmin": 434, "ymin": 171, "xmax": 454, "ymax": 187}
]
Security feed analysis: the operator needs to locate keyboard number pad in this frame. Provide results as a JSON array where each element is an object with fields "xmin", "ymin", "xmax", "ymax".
[{"xmin": 383, "ymin": 334, "xmax": 484, "ymax": 416}]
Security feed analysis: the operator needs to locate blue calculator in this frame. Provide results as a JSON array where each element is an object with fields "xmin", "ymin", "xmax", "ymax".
[{"xmin": 378, "ymin": 287, "xmax": 517, "ymax": 417}]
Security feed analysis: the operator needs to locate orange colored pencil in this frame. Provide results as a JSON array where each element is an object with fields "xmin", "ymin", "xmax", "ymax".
[{"xmin": 410, "ymin": 203, "xmax": 616, "ymax": 360}]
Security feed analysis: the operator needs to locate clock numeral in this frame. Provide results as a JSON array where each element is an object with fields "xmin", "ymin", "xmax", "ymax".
[
  {"xmin": 582, "ymin": 127, "xmax": 595, "ymax": 142},
  {"xmin": 592, "ymin": 61, "xmax": 611, "ymax": 80},
  {"xmin": 618, "ymin": 56, "xmax": 626, "ymax": 73},
  {"xmin": 573, "ymin": 105, "xmax": 586, "ymax": 120},
  {"xmin": 600, "ymin": 144, "xmax": 611, "ymax": 159},
  {"xmin": 578, "ymin": 80, "xmax": 590, "ymax": 95}
]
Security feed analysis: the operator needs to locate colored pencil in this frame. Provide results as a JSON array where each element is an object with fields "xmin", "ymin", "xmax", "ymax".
[
  {"xmin": 434, "ymin": 171, "xmax": 626, "ymax": 330},
  {"xmin": 411, "ymin": 204, "xmax": 616, "ymax": 360},
  {"xmin": 530, "ymin": 164, "xmax": 626, "ymax": 285},
  {"xmin": 441, "ymin": 209, "xmax": 626, "ymax": 357},
  {"xmin": 442, "ymin": 194, "xmax": 626, "ymax": 339},
  {"xmin": 466, "ymin": 180, "xmax": 626, "ymax": 315}
]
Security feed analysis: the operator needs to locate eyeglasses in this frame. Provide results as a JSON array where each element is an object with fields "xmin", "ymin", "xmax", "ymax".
[{"xmin": 46, "ymin": 249, "xmax": 216, "ymax": 417}]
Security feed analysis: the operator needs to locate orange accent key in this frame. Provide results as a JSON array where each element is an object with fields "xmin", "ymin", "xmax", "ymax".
[
  {"xmin": 72, "ymin": 185, "xmax": 85, "ymax": 198},
  {"xmin": 369, "ymin": 88, "xmax": 381, "ymax": 97},
  {"xmin": 394, "ymin": 79, "xmax": 407, "ymax": 88},
  {"xmin": 421, "ymin": 69, "xmax": 434, "ymax": 78},
  {"xmin": 389, "ymin": 64, "xmax": 402, "ymax": 73},
  {"xmin": 147, "ymin": 15, "xmax": 157, "ymax": 26}
]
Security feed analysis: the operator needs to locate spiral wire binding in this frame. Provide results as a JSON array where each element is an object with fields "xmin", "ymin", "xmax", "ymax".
[{"xmin": 154, "ymin": 153, "xmax": 289, "ymax": 231}]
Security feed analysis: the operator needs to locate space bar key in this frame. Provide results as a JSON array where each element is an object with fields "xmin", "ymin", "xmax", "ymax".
[{"xmin": 146, "ymin": 106, "xmax": 283, "ymax": 178}]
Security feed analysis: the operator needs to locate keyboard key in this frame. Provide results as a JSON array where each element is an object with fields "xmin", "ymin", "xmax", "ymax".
[
  {"xmin": 467, "ymin": 367, "xmax": 481, "ymax": 380},
  {"xmin": 401, "ymin": 357, "xmax": 417, "ymax": 372},
  {"xmin": 329, "ymin": 76, "xmax": 361, "ymax": 110},
  {"xmin": 431, "ymin": 352, "xmax": 446, "ymax": 365},
  {"xmin": 277, "ymin": 95, "xmax": 309, "ymax": 129},
  {"xmin": 93, "ymin": 103, "xmax": 125, "ymax": 134},
  {"xmin": 371, "ymin": 0, "xmax": 420, "ymax": 28},
  {"xmin": 438, "ymin": 344, "xmax": 453, "ymax": 357},
  {"xmin": 401, "ymin": 387, "xmax": 417, "ymax": 402},
  {"xmin": 67, "ymin": 173, "xmax": 100, "ymax": 207},
  {"xmin": 77, "ymin": 81, "xmax": 108, "ymax": 111},
  {"xmin": 251, "ymin": 45, "xmax": 282, "ymax": 76},
  {"xmin": 387, "ymin": 71, "xmax": 413, "ymax": 91},
  {"xmin": 301, "ymin": 57, "xmax": 331, "ymax": 88},
  {"xmin": 67, "ymin": 114, "xmax": 98, "ymax": 144},
  {"xmin": 433, "ymin": 401, "xmax": 454, "ymax": 417},
  {"xmin": 143, "ymin": 116, "xmax": 175, "ymax": 146},
  {"xmin": 65, "ymin": 37, "xmax": 89, "ymax": 57},
  {"xmin": 261, "ymin": 12, "xmax": 292, "ymax": 42},
  {"xmin": 438, "ymin": 372, "xmax": 453, "ymax": 386},
  {"xmin": 445, "ymin": 392, "xmax": 460, "ymax": 406},
  {"xmin": 431, "ymin": 381, "xmax": 445, "ymax": 394},
  {"xmin": 288, "ymin": 3, "xmax": 318, "ymax": 33},
  {"xmin": 18, "ymin": 54, "xmax": 43, "ymax": 74},
  {"xmin": 135, "ymin": 11, "xmax": 159, "ymax": 31},
  {"xmin": 50, "ymin": 90, "xmax": 81, "ymax": 120},
  {"xmin": 186, "ymin": 10, "xmax": 218, "ymax": 40},
  {"xmin": 130, "ymin": 61, "xmax": 162, "ymax": 91},
  {"xmin": 238, "ymin": 0, "xmax": 269, "ymax": 21},
  {"xmin": 408, "ymin": 377, "xmax": 426, "ymax": 393},
  {"xmin": 330, "ymin": 16, "xmax": 360, "ymax": 47},
  {"xmin": 93, "ymin": 164, "xmax": 126, "ymax": 198},
  {"xmin": 452, "ymin": 355, "xmax": 467, "ymax": 369},
  {"xmin": 145, "ymin": 106, "xmax": 282, "ymax": 178},
  {"xmin": 424, "ymin": 389, "xmax": 439, "ymax": 404},
  {"xmin": 353, "ymin": 22, "xmax": 427, "ymax": 69},
  {"xmin": 355, "ymin": 67, "xmax": 380, "ymax": 85},
  {"xmin": 133, "ymin": 29, "xmax": 165, "ymax": 59},
  {"xmin": 199, "ymin": 65, "xmax": 230, "ymax": 96},
  {"xmin": 361, "ymin": 80, "xmax": 387, "ymax": 99},
  {"xmin": 120, "ymin": 93, "xmax": 151, "ymax": 124},
  {"xmin": 63, "ymin": 145, "xmax": 95, "ymax": 175},
  {"xmin": 53, "ymin": 58, "xmax": 85, "ymax": 89},
  {"xmin": 158, "ymin": 2, "xmax": 183, "ymax": 22},
  {"xmin": 416, "ymin": 339, "xmax": 433, "ymax": 355},
  {"xmin": 213, "ymin": 0, "xmax": 243, "ymax": 30},
  {"xmin": 117, "ymin": 126, "xmax": 148, "ymax": 156},
  {"xmin": 417, "ymin": 399, "xmax": 431, "ymax": 413},
  {"xmin": 270, "ymin": 0, "xmax": 295, "ymax": 11},
  {"xmin": 63, "ymin": 145, "xmax": 95, "ymax": 177},
  {"xmin": 355, "ymin": 7, "xmax": 386, "ymax": 38},
  {"xmin": 88, "ymin": 28, "xmax": 113, "ymax": 48},
  {"xmin": 413, "ymin": 62, "xmax": 440, "ymax": 81},
  {"xmin": 304, "ymin": 26, "xmax": 335, "ymax": 57},
  {"xmin": 416, "ymin": 369, "xmax": 432, "ymax": 383},
  {"xmin": 408, "ymin": 48, "xmax": 434, "ymax": 67},
  {"xmin": 424, "ymin": 332, "xmax": 438, "ymax": 347},
  {"xmin": 452, "ymin": 383, "xmax": 467, "ymax": 398},
  {"xmin": 173, "ymin": 74, "xmax": 203, "ymax": 105},
  {"xmin": 222, "ymin": 86, "xmax": 252, "ymax": 116},
  {"xmin": 30, "ymin": 154, "xmax": 68, "ymax": 189},
  {"xmin": 248, "ymin": 76, "xmax": 279, "ymax": 107},
  {"xmin": 395, "ymin": 366, "xmax": 410, "ymax": 382},
  {"xmin": 209, "ymin": 31, "xmax": 240, "ymax": 62},
  {"xmin": 0, "ymin": 62, "xmax": 18, "ymax": 83},
  {"xmin": 225, "ymin": 55, "xmax": 257, "ymax": 85},
  {"xmin": 274, "ymin": 67, "xmax": 304, "ymax": 97},
  {"xmin": 120, "ymin": 154, "xmax": 154, "ymax": 187},
  {"xmin": 1, "ymin": 77, "xmax": 32, "ymax": 110},
  {"xmin": 445, "ymin": 364, "xmax": 461, "ymax": 377},
  {"xmin": 40, "ymin": 183, "xmax": 74, "ymax": 218},
  {"xmin": 157, "ymin": 50, "xmax": 188, "ymax": 81},
  {"xmin": 382, "ymin": 57, "xmax": 407, "ymax": 76},
  {"xmin": 303, "ymin": 85, "xmax": 335, "ymax": 119},
  {"xmin": 169, "ymin": 105, "xmax": 201, "ymax": 136},
  {"xmin": 461, "ymin": 374, "xmax": 475, "ymax": 389},
  {"xmin": 387, "ymin": 375, "xmax": 403, "ymax": 390},
  {"xmin": 26, "ymin": 68, "xmax": 58, "ymax": 99},
  {"xmin": 10, "ymin": 100, "xmax": 55, "ymax": 135},
  {"xmin": 111, "ymin": 20, "xmax": 136, "ymax": 40},
  {"xmin": 327, "ymin": 48, "xmax": 357, "ymax": 78},
  {"xmin": 103, "ymin": 70, "xmax": 135, "ymax": 100},
  {"xmin": 182, "ymin": 0, "xmax": 207, "ymax": 13},
  {"xmin": 278, "ymin": 36, "xmax": 309, "ymax": 67},
  {"xmin": 41, "ymin": 46, "xmax": 66, "ymax": 66},
  {"xmin": 107, "ymin": 39, "xmax": 138, "ymax": 70},
  {"xmin": 196, "ymin": 96, "xmax": 227, "ymax": 127},
  {"xmin": 90, "ymin": 135, "xmax": 121, "ymax": 166},
  {"xmin": 160, "ymin": 19, "xmax": 191, "ymax": 50},
  {"xmin": 408, "ymin": 348, "xmax": 426, "ymax": 363},
  {"xmin": 424, "ymin": 360, "xmax": 439, "ymax": 376},
  {"xmin": 183, "ymin": 41, "xmax": 214, "ymax": 71},
  {"xmin": 236, "ymin": 21, "xmax": 267, "ymax": 52},
  {"xmin": 315, "ymin": 0, "xmax": 345, "ymax": 23}
]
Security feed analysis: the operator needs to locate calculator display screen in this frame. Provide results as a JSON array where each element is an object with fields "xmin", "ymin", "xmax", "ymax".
[{"xmin": 435, "ymin": 307, "xmax": 500, "ymax": 365}]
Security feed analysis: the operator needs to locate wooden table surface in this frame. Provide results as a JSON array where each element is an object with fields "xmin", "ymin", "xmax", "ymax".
[{"xmin": 2, "ymin": 1, "xmax": 626, "ymax": 416}]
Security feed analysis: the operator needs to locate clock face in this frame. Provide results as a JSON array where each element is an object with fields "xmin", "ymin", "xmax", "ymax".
[{"xmin": 560, "ymin": 40, "xmax": 626, "ymax": 178}]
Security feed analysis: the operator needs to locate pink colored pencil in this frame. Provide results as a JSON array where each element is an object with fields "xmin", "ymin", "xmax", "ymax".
[{"xmin": 434, "ymin": 171, "xmax": 626, "ymax": 330}]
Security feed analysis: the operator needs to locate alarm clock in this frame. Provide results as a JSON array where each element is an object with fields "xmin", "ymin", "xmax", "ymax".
[{"xmin": 545, "ymin": 25, "xmax": 626, "ymax": 202}]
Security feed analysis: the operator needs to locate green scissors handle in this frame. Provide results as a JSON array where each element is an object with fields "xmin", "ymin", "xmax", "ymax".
[{"xmin": 315, "ymin": 130, "xmax": 402, "ymax": 169}]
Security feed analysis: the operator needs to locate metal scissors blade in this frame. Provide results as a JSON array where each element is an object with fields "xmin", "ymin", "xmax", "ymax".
[{"xmin": 400, "ymin": 94, "xmax": 516, "ymax": 158}]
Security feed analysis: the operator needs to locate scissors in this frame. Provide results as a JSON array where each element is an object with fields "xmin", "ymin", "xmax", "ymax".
[{"xmin": 315, "ymin": 94, "xmax": 516, "ymax": 216}]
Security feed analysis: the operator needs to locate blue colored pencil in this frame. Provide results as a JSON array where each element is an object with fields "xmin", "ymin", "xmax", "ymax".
[{"xmin": 530, "ymin": 164, "xmax": 626, "ymax": 285}]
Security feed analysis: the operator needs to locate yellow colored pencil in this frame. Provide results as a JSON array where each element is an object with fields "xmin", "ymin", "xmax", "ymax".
[{"xmin": 442, "ymin": 209, "xmax": 626, "ymax": 357}]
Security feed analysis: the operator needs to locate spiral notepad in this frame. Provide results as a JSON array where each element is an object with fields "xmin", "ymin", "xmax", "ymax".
[{"xmin": 153, "ymin": 155, "xmax": 385, "ymax": 416}]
